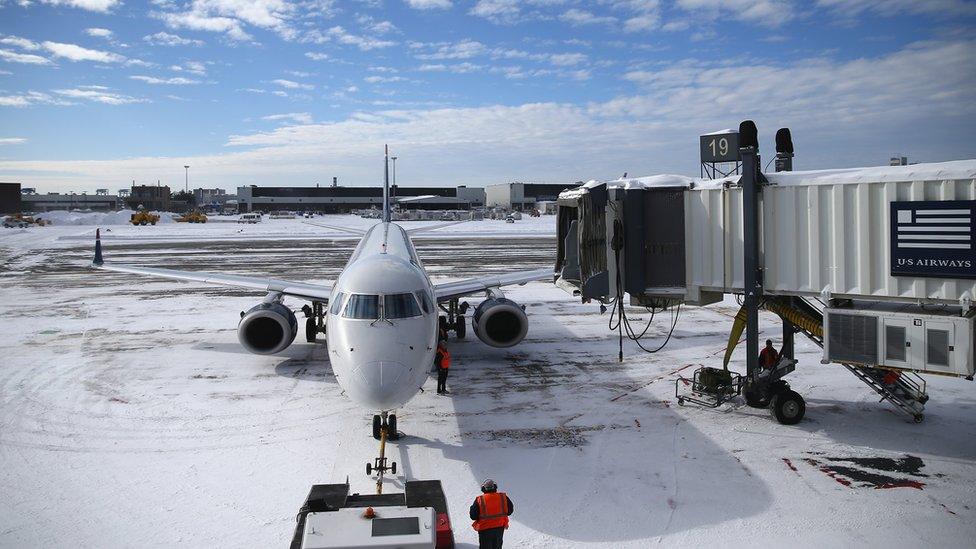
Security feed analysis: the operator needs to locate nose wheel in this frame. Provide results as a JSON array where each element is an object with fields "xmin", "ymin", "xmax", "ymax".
[{"xmin": 372, "ymin": 413, "xmax": 398, "ymax": 440}]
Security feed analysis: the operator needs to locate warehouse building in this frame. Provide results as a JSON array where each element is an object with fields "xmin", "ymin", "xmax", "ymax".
[
  {"xmin": 21, "ymin": 191, "xmax": 120, "ymax": 212},
  {"xmin": 485, "ymin": 182, "xmax": 580, "ymax": 210},
  {"xmin": 237, "ymin": 184, "xmax": 486, "ymax": 213}
]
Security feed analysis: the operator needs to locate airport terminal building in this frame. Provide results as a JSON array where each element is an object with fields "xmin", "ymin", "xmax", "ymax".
[{"xmin": 237, "ymin": 185, "xmax": 485, "ymax": 213}]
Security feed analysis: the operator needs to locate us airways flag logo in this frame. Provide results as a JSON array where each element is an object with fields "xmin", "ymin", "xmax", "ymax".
[{"xmin": 891, "ymin": 200, "xmax": 976, "ymax": 279}]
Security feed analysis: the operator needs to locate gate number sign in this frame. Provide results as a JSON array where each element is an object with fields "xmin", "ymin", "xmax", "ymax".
[
  {"xmin": 700, "ymin": 131, "xmax": 741, "ymax": 164},
  {"xmin": 890, "ymin": 200, "xmax": 976, "ymax": 279}
]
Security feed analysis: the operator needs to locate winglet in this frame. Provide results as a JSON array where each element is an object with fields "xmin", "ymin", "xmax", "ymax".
[{"xmin": 93, "ymin": 228, "xmax": 103, "ymax": 266}]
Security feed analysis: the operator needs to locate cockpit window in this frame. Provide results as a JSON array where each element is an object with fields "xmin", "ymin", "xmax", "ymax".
[
  {"xmin": 329, "ymin": 292, "xmax": 346, "ymax": 315},
  {"xmin": 384, "ymin": 293, "xmax": 422, "ymax": 319},
  {"xmin": 414, "ymin": 290, "xmax": 432, "ymax": 314},
  {"xmin": 343, "ymin": 294, "xmax": 379, "ymax": 319}
]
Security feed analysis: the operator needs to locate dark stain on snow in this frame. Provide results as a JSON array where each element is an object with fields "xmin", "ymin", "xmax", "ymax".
[{"xmin": 799, "ymin": 453, "xmax": 935, "ymax": 490}]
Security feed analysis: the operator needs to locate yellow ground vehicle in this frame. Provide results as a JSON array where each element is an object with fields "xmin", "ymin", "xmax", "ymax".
[
  {"xmin": 176, "ymin": 210, "xmax": 208, "ymax": 223},
  {"xmin": 3, "ymin": 214, "xmax": 50, "ymax": 228},
  {"xmin": 130, "ymin": 210, "xmax": 160, "ymax": 226}
]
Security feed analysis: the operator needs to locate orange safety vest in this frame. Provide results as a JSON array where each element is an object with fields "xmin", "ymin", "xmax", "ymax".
[
  {"xmin": 438, "ymin": 347, "xmax": 451, "ymax": 370},
  {"xmin": 472, "ymin": 492, "xmax": 509, "ymax": 531}
]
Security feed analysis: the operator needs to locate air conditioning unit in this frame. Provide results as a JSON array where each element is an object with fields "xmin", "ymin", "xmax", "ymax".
[{"xmin": 824, "ymin": 302, "xmax": 975, "ymax": 378}]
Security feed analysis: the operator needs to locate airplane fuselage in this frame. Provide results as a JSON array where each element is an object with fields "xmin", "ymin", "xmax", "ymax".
[{"xmin": 325, "ymin": 222, "xmax": 439, "ymax": 412}]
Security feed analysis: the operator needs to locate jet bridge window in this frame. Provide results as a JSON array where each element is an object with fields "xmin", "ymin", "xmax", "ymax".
[
  {"xmin": 384, "ymin": 293, "xmax": 422, "ymax": 319},
  {"xmin": 343, "ymin": 294, "xmax": 379, "ymax": 320}
]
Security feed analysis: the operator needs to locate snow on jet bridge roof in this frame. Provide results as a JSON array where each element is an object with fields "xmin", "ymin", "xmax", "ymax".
[{"xmin": 577, "ymin": 159, "xmax": 976, "ymax": 192}]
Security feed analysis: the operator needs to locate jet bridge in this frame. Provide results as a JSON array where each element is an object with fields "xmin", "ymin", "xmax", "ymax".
[{"xmin": 556, "ymin": 120, "xmax": 976, "ymax": 422}]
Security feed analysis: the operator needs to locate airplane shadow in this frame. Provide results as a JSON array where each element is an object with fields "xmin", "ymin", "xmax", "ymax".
[{"xmin": 401, "ymin": 296, "xmax": 773, "ymax": 543}]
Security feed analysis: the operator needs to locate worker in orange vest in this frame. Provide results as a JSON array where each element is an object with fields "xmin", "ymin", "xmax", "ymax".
[
  {"xmin": 436, "ymin": 341, "xmax": 451, "ymax": 394},
  {"xmin": 470, "ymin": 478, "xmax": 514, "ymax": 549},
  {"xmin": 759, "ymin": 339, "xmax": 779, "ymax": 371}
]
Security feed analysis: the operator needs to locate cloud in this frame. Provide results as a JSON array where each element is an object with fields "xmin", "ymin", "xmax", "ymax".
[
  {"xmin": 52, "ymin": 86, "xmax": 145, "ymax": 105},
  {"xmin": 815, "ymin": 0, "xmax": 976, "ymax": 17},
  {"xmin": 271, "ymin": 78, "xmax": 313, "ymax": 90},
  {"xmin": 0, "ymin": 137, "xmax": 28, "ymax": 145},
  {"xmin": 155, "ymin": 0, "xmax": 303, "ymax": 42},
  {"xmin": 405, "ymin": 0, "xmax": 452, "ymax": 9},
  {"xmin": 623, "ymin": 13, "xmax": 658, "ymax": 32},
  {"xmin": 674, "ymin": 0, "xmax": 794, "ymax": 26},
  {"xmin": 0, "ymin": 49, "xmax": 53, "ymax": 65},
  {"xmin": 170, "ymin": 61, "xmax": 207, "ymax": 75},
  {"xmin": 548, "ymin": 52, "xmax": 587, "ymax": 66},
  {"xmin": 130, "ymin": 75, "xmax": 202, "ymax": 85},
  {"xmin": 0, "ymin": 91, "xmax": 73, "ymax": 107},
  {"xmin": 414, "ymin": 40, "xmax": 486, "ymax": 60},
  {"xmin": 262, "ymin": 112, "xmax": 312, "ymax": 124},
  {"xmin": 42, "ymin": 41, "xmax": 126, "ymax": 63},
  {"xmin": 4, "ymin": 40, "xmax": 974, "ymax": 192},
  {"xmin": 559, "ymin": 8, "xmax": 616, "ymax": 26},
  {"xmin": 302, "ymin": 26, "xmax": 397, "ymax": 50},
  {"xmin": 0, "ymin": 36, "xmax": 41, "ymax": 51},
  {"xmin": 417, "ymin": 62, "xmax": 483, "ymax": 73},
  {"xmin": 305, "ymin": 52, "xmax": 330, "ymax": 61},
  {"xmin": 364, "ymin": 75, "xmax": 408, "ymax": 83},
  {"xmin": 39, "ymin": 0, "xmax": 120, "ymax": 12},
  {"xmin": 85, "ymin": 28, "xmax": 114, "ymax": 39},
  {"xmin": 144, "ymin": 31, "xmax": 205, "ymax": 47},
  {"xmin": 469, "ymin": 0, "xmax": 521, "ymax": 23}
]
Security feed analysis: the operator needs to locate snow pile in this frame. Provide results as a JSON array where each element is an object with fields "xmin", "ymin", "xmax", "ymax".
[{"xmin": 36, "ymin": 209, "xmax": 175, "ymax": 225}]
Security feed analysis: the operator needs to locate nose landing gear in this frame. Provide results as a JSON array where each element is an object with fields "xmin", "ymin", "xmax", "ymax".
[
  {"xmin": 368, "ymin": 411, "xmax": 398, "ymax": 495},
  {"xmin": 372, "ymin": 412, "xmax": 398, "ymax": 440}
]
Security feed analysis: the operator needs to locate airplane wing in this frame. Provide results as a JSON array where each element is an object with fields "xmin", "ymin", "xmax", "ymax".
[
  {"xmin": 301, "ymin": 220, "xmax": 367, "ymax": 236},
  {"xmin": 433, "ymin": 268, "xmax": 553, "ymax": 302},
  {"xmin": 405, "ymin": 220, "xmax": 467, "ymax": 235},
  {"xmin": 91, "ymin": 230, "xmax": 332, "ymax": 301}
]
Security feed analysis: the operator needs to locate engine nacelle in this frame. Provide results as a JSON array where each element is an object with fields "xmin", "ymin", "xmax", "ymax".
[
  {"xmin": 472, "ymin": 297, "xmax": 528, "ymax": 348},
  {"xmin": 238, "ymin": 302, "xmax": 298, "ymax": 355}
]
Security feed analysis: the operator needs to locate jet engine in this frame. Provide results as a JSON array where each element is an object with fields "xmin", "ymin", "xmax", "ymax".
[
  {"xmin": 472, "ymin": 297, "xmax": 528, "ymax": 348},
  {"xmin": 238, "ymin": 302, "xmax": 298, "ymax": 355}
]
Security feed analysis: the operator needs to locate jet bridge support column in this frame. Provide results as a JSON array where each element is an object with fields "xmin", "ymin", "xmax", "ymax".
[{"xmin": 740, "ymin": 120, "xmax": 763, "ymax": 383}]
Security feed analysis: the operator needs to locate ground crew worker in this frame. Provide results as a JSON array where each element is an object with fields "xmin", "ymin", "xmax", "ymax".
[
  {"xmin": 759, "ymin": 339, "xmax": 779, "ymax": 371},
  {"xmin": 436, "ymin": 341, "xmax": 450, "ymax": 394},
  {"xmin": 470, "ymin": 478, "xmax": 514, "ymax": 549}
]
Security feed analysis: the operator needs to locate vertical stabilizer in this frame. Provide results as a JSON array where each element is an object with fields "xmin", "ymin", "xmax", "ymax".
[{"xmin": 382, "ymin": 144, "xmax": 391, "ymax": 223}]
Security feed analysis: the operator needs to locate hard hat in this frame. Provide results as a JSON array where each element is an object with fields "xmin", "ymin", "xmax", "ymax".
[{"xmin": 481, "ymin": 478, "xmax": 497, "ymax": 493}]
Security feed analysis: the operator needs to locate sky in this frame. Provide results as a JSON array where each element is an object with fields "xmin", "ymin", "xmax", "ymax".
[{"xmin": 0, "ymin": 0, "xmax": 975, "ymax": 193}]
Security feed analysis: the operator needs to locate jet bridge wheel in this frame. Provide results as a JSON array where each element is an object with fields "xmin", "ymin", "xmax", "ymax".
[{"xmin": 769, "ymin": 390, "xmax": 805, "ymax": 425}]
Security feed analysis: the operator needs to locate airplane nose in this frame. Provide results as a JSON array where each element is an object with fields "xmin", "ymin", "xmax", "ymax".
[{"xmin": 354, "ymin": 360, "xmax": 408, "ymax": 407}]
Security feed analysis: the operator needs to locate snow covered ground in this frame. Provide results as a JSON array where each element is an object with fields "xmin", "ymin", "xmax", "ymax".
[{"xmin": 1, "ymin": 216, "xmax": 974, "ymax": 548}]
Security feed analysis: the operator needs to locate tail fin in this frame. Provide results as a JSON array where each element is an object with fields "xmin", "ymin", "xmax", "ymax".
[{"xmin": 382, "ymin": 144, "xmax": 391, "ymax": 223}]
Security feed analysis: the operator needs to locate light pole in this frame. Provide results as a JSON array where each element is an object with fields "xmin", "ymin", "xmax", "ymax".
[{"xmin": 184, "ymin": 165, "xmax": 190, "ymax": 194}]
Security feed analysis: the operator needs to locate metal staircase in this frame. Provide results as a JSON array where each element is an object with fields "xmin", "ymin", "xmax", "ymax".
[{"xmin": 766, "ymin": 296, "xmax": 929, "ymax": 422}]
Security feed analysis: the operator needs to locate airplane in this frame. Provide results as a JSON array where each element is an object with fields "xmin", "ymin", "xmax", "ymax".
[{"xmin": 91, "ymin": 146, "xmax": 551, "ymax": 439}]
